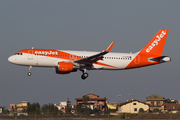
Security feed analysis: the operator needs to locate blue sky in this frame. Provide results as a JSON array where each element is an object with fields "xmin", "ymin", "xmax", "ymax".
[{"xmin": 0, "ymin": 0, "xmax": 179, "ymax": 107}]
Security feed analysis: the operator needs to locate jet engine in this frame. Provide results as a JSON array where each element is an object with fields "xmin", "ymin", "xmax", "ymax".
[
  {"xmin": 149, "ymin": 56, "xmax": 171, "ymax": 63},
  {"xmin": 56, "ymin": 62, "xmax": 77, "ymax": 74}
]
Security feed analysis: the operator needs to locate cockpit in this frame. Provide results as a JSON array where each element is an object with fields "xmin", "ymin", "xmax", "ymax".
[{"xmin": 15, "ymin": 53, "xmax": 23, "ymax": 55}]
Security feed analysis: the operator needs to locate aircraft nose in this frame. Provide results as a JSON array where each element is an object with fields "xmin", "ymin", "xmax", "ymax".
[
  {"xmin": 8, "ymin": 56, "xmax": 16, "ymax": 64},
  {"xmin": 8, "ymin": 56, "xmax": 13, "ymax": 63}
]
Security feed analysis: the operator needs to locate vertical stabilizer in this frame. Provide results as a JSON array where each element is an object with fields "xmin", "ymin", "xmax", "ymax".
[{"xmin": 139, "ymin": 29, "xmax": 169, "ymax": 56}]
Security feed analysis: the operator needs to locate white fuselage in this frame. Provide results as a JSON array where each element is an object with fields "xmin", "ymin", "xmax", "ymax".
[{"xmin": 8, "ymin": 50, "xmax": 138, "ymax": 70}]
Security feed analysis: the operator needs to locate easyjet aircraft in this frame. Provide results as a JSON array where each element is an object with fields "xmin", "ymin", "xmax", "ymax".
[{"xmin": 8, "ymin": 29, "xmax": 171, "ymax": 80}]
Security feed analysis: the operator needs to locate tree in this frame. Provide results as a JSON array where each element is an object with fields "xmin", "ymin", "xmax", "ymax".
[
  {"xmin": 66, "ymin": 106, "xmax": 72, "ymax": 116},
  {"xmin": 152, "ymin": 108, "xmax": 161, "ymax": 113},
  {"xmin": 138, "ymin": 108, "xmax": 145, "ymax": 113},
  {"xmin": 82, "ymin": 96, "xmax": 91, "ymax": 116},
  {"xmin": 92, "ymin": 108, "xmax": 101, "ymax": 116},
  {"xmin": 27, "ymin": 102, "xmax": 41, "ymax": 115},
  {"xmin": 2, "ymin": 109, "xmax": 10, "ymax": 114},
  {"xmin": 82, "ymin": 95, "xmax": 89, "ymax": 107},
  {"xmin": 164, "ymin": 99, "xmax": 178, "ymax": 103},
  {"xmin": 41, "ymin": 103, "xmax": 58, "ymax": 115},
  {"xmin": 67, "ymin": 98, "xmax": 71, "ymax": 106},
  {"xmin": 65, "ymin": 98, "xmax": 72, "ymax": 115},
  {"xmin": 178, "ymin": 107, "xmax": 180, "ymax": 113},
  {"xmin": 76, "ymin": 104, "xmax": 85, "ymax": 115}
]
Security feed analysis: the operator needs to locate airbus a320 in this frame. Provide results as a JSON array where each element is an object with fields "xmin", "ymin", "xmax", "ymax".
[{"xmin": 8, "ymin": 29, "xmax": 171, "ymax": 80}]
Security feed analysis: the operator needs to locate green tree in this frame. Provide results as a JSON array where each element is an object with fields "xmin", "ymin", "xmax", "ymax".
[
  {"xmin": 27, "ymin": 102, "xmax": 41, "ymax": 115},
  {"xmin": 65, "ymin": 98, "xmax": 72, "ymax": 115},
  {"xmin": 177, "ymin": 107, "xmax": 180, "ymax": 113},
  {"xmin": 82, "ymin": 95, "xmax": 89, "ymax": 107},
  {"xmin": 164, "ymin": 99, "xmax": 178, "ymax": 103},
  {"xmin": 138, "ymin": 108, "xmax": 145, "ymax": 113},
  {"xmin": 82, "ymin": 96, "xmax": 91, "ymax": 116},
  {"xmin": 92, "ymin": 108, "xmax": 101, "ymax": 116},
  {"xmin": 76, "ymin": 104, "xmax": 85, "ymax": 115},
  {"xmin": 67, "ymin": 98, "xmax": 71, "ymax": 106},
  {"xmin": 2, "ymin": 109, "xmax": 10, "ymax": 114},
  {"xmin": 66, "ymin": 106, "xmax": 72, "ymax": 115},
  {"xmin": 152, "ymin": 108, "xmax": 161, "ymax": 113},
  {"xmin": 41, "ymin": 103, "xmax": 58, "ymax": 115}
]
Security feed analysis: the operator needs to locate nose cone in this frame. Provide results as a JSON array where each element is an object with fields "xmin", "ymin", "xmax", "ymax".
[
  {"xmin": 8, "ymin": 56, "xmax": 13, "ymax": 63},
  {"xmin": 8, "ymin": 55, "xmax": 16, "ymax": 64}
]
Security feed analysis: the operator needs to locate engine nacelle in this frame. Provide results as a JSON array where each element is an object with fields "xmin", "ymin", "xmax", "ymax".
[
  {"xmin": 56, "ymin": 62, "xmax": 77, "ymax": 74},
  {"xmin": 149, "ymin": 56, "xmax": 171, "ymax": 63}
]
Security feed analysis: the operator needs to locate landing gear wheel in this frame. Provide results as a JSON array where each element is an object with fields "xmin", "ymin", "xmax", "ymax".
[
  {"xmin": 81, "ymin": 73, "xmax": 88, "ymax": 80},
  {"xmin": 27, "ymin": 72, "xmax": 31, "ymax": 76},
  {"xmin": 27, "ymin": 66, "xmax": 32, "ymax": 76}
]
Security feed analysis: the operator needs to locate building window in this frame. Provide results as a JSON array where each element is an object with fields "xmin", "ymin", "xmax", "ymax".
[
  {"xmin": 134, "ymin": 108, "xmax": 137, "ymax": 111},
  {"xmin": 151, "ymin": 102, "xmax": 154, "ymax": 106},
  {"xmin": 133, "ymin": 103, "xmax": 136, "ymax": 105},
  {"xmin": 153, "ymin": 96, "xmax": 158, "ymax": 99}
]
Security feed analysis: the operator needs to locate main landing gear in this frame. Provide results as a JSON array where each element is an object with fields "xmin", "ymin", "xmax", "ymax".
[
  {"xmin": 81, "ymin": 69, "xmax": 89, "ymax": 80},
  {"xmin": 27, "ymin": 66, "xmax": 32, "ymax": 76}
]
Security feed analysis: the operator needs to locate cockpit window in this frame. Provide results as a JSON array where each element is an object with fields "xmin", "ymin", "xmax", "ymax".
[{"xmin": 15, "ymin": 53, "xmax": 23, "ymax": 55}]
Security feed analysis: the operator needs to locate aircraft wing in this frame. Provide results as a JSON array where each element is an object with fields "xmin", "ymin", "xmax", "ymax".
[{"xmin": 74, "ymin": 41, "xmax": 115, "ymax": 65}]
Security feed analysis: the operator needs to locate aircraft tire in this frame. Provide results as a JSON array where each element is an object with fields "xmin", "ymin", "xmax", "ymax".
[
  {"xmin": 27, "ymin": 72, "xmax": 31, "ymax": 76},
  {"xmin": 81, "ymin": 73, "xmax": 88, "ymax": 80}
]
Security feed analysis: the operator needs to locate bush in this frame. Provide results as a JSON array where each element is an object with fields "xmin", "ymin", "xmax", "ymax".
[{"xmin": 139, "ymin": 108, "xmax": 145, "ymax": 113}]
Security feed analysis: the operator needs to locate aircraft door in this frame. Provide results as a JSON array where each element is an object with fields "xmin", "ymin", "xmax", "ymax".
[
  {"xmin": 134, "ymin": 55, "xmax": 140, "ymax": 64},
  {"xmin": 28, "ymin": 50, "xmax": 33, "ymax": 60}
]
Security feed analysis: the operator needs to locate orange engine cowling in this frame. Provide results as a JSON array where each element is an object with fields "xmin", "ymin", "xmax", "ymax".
[{"xmin": 56, "ymin": 62, "xmax": 76, "ymax": 74}]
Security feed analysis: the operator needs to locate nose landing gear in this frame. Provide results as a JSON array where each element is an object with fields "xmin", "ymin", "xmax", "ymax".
[{"xmin": 27, "ymin": 66, "xmax": 32, "ymax": 76}]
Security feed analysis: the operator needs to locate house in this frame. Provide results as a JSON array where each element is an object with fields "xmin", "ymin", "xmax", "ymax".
[
  {"xmin": 54, "ymin": 101, "xmax": 68, "ymax": 113},
  {"xmin": 106, "ymin": 101, "xmax": 117, "ymax": 109},
  {"xmin": 9, "ymin": 104, "xmax": 16, "ymax": 111},
  {"xmin": 75, "ymin": 93, "xmax": 107, "ymax": 112},
  {"xmin": 118, "ymin": 99, "xmax": 149, "ymax": 113},
  {"xmin": 162, "ymin": 103, "xmax": 180, "ymax": 113},
  {"xmin": 0, "ymin": 106, "xmax": 3, "ymax": 113},
  {"xmin": 16, "ymin": 101, "xmax": 29, "ymax": 112},
  {"xmin": 107, "ymin": 103, "xmax": 116, "ymax": 110},
  {"xmin": 146, "ymin": 94, "xmax": 165, "ymax": 111}
]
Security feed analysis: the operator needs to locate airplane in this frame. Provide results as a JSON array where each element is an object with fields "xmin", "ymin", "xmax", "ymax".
[{"xmin": 8, "ymin": 29, "xmax": 171, "ymax": 80}]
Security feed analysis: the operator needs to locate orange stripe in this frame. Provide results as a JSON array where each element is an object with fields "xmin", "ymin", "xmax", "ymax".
[
  {"xmin": 125, "ymin": 54, "xmax": 159, "ymax": 69},
  {"xmin": 18, "ymin": 49, "xmax": 117, "ymax": 68}
]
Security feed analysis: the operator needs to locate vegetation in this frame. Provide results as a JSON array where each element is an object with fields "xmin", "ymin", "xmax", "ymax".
[
  {"xmin": 164, "ymin": 99, "xmax": 178, "ymax": 103},
  {"xmin": 138, "ymin": 108, "xmax": 145, "ymax": 113},
  {"xmin": 27, "ymin": 102, "xmax": 41, "ymax": 115},
  {"xmin": 152, "ymin": 108, "xmax": 161, "ymax": 113},
  {"xmin": 2, "ymin": 109, "xmax": 10, "ymax": 114},
  {"xmin": 41, "ymin": 103, "xmax": 58, "ymax": 115},
  {"xmin": 105, "ymin": 107, "xmax": 118, "ymax": 115}
]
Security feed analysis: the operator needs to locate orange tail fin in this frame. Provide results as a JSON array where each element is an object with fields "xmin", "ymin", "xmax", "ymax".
[{"xmin": 139, "ymin": 29, "xmax": 169, "ymax": 56}]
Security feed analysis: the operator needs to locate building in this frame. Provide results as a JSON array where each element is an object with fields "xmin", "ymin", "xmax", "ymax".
[
  {"xmin": 162, "ymin": 103, "xmax": 180, "ymax": 113},
  {"xmin": 0, "ymin": 106, "xmax": 3, "ymax": 113},
  {"xmin": 146, "ymin": 94, "xmax": 165, "ymax": 111},
  {"xmin": 118, "ymin": 99, "xmax": 149, "ymax": 113},
  {"xmin": 16, "ymin": 101, "xmax": 29, "ymax": 112},
  {"xmin": 75, "ymin": 93, "xmax": 107, "ymax": 112},
  {"xmin": 9, "ymin": 104, "xmax": 16, "ymax": 111},
  {"xmin": 107, "ymin": 103, "xmax": 117, "ymax": 110},
  {"xmin": 106, "ymin": 101, "xmax": 117, "ymax": 109},
  {"xmin": 54, "ymin": 101, "xmax": 68, "ymax": 113}
]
